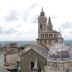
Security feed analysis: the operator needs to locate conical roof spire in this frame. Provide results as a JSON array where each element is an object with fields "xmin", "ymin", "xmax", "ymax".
[
  {"xmin": 47, "ymin": 16, "xmax": 53, "ymax": 30},
  {"xmin": 40, "ymin": 8, "xmax": 45, "ymax": 16},
  {"xmin": 48, "ymin": 16, "xmax": 52, "ymax": 26}
]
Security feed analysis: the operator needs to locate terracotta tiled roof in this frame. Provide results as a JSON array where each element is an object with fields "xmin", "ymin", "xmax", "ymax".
[
  {"xmin": 21, "ymin": 44, "xmax": 49, "ymax": 59},
  {"xmin": 25, "ymin": 43, "xmax": 47, "ymax": 49}
]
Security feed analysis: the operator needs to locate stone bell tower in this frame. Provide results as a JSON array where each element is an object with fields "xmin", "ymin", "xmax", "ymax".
[
  {"xmin": 38, "ymin": 8, "xmax": 47, "ymax": 38},
  {"xmin": 37, "ymin": 8, "xmax": 47, "ymax": 43},
  {"xmin": 37, "ymin": 8, "xmax": 63, "ymax": 48}
]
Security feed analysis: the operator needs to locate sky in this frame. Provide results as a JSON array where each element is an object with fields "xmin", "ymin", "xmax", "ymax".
[{"xmin": 0, "ymin": 0, "xmax": 72, "ymax": 41}]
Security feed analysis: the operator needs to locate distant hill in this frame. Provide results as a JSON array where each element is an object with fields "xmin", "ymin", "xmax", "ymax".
[
  {"xmin": 0, "ymin": 40, "xmax": 72, "ymax": 47},
  {"xmin": 0, "ymin": 41, "xmax": 37, "ymax": 47},
  {"xmin": 64, "ymin": 40, "xmax": 72, "ymax": 46}
]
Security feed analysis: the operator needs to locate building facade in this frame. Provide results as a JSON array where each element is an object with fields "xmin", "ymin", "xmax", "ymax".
[
  {"xmin": 44, "ymin": 43, "xmax": 72, "ymax": 72},
  {"xmin": 20, "ymin": 44, "xmax": 48, "ymax": 72},
  {"xmin": 37, "ymin": 8, "xmax": 63, "ymax": 48}
]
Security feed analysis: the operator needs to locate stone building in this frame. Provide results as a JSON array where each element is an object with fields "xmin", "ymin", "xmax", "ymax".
[
  {"xmin": 4, "ymin": 8, "xmax": 72, "ymax": 72},
  {"xmin": 20, "ymin": 44, "xmax": 49, "ymax": 72},
  {"xmin": 20, "ymin": 8, "xmax": 65, "ymax": 72},
  {"xmin": 4, "ymin": 43, "xmax": 19, "ymax": 66},
  {"xmin": 37, "ymin": 8, "xmax": 63, "ymax": 48},
  {"xmin": 44, "ymin": 43, "xmax": 72, "ymax": 72}
]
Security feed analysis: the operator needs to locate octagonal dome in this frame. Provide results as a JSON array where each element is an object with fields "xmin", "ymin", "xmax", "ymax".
[{"xmin": 48, "ymin": 43, "xmax": 70, "ymax": 59}]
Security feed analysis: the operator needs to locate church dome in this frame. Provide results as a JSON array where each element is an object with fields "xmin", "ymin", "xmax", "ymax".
[{"xmin": 48, "ymin": 43, "xmax": 70, "ymax": 59}]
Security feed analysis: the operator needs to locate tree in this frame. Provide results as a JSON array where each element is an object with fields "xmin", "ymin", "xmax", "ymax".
[{"xmin": 18, "ymin": 46, "xmax": 25, "ymax": 50}]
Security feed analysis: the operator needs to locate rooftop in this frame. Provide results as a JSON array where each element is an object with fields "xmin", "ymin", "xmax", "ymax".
[
  {"xmin": 48, "ymin": 43, "xmax": 72, "ymax": 61},
  {"xmin": 21, "ymin": 44, "xmax": 49, "ymax": 59}
]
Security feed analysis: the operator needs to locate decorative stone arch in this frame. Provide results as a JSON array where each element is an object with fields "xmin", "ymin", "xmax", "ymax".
[{"xmin": 40, "ymin": 24, "xmax": 42, "ymax": 30}]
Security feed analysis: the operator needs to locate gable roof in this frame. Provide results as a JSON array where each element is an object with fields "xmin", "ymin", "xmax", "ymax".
[{"xmin": 21, "ymin": 44, "xmax": 49, "ymax": 59}]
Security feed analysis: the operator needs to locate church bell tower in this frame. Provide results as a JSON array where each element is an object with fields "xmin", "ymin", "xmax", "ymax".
[
  {"xmin": 38, "ymin": 8, "xmax": 47, "ymax": 38},
  {"xmin": 37, "ymin": 8, "xmax": 63, "ymax": 48}
]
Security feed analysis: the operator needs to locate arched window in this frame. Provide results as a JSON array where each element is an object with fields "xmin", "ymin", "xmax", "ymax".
[
  {"xmin": 31, "ymin": 61, "xmax": 34, "ymax": 70},
  {"xmin": 54, "ymin": 34, "xmax": 56, "ymax": 37},
  {"xmin": 41, "ymin": 34, "xmax": 44, "ymax": 37},
  {"xmin": 51, "ymin": 34, "xmax": 52, "ymax": 37},
  {"xmin": 47, "ymin": 34, "xmax": 48, "ymax": 37},
  {"xmin": 45, "ymin": 34, "xmax": 47, "ymax": 37},
  {"xmin": 40, "ymin": 24, "xmax": 42, "ymax": 29}
]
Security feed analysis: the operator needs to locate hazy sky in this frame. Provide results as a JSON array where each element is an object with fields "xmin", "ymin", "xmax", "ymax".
[{"xmin": 0, "ymin": 0, "xmax": 72, "ymax": 41}]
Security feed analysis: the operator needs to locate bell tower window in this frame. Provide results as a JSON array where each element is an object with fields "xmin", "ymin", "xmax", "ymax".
[{"xmin": 40, "ymin": 24, "xmax": 42, "ymax": 29}]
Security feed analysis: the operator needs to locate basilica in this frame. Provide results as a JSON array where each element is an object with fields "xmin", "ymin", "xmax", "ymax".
[
  {"xmin": 37, "ymin": 8, "xmax": 63, "ymax": 48},
  {"xmin": 20, "ymin": 8, "xmax": 72, "ymax": 72},
  {"xmin": 4, "ymin": 8, "xmax": 72, "ymax": 72}
]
